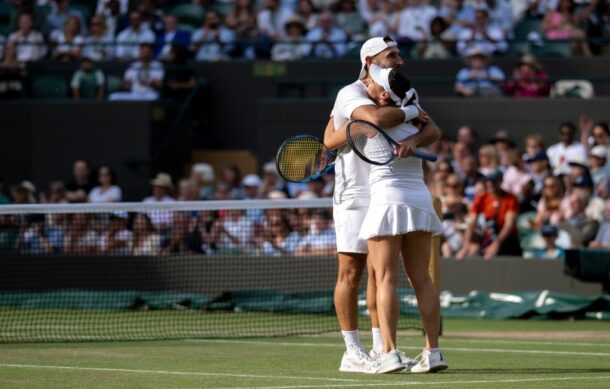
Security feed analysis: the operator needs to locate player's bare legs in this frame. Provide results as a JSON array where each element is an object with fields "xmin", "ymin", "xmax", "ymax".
[
  {"xmin": 366, "ymin": 263, "xmax": 379, "ymax": 328},
  {"xmin": 401, "ymin": 231, "xmax": 440, "ymax": 349},
  {"xmin": 334, "ymin": 253, "xmax": 366, "ymax": 331},
  {"xmin": 367, "ymin": 236, "xmax": 402, "ymax": 352}
]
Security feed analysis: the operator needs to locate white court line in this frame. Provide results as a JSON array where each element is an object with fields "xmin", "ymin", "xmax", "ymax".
[
  {"xmin": 188, "ymin": 339, "xmax": 610, "ymax": 357},
  {"xmin": 214, "ymin": 376, "xmax": 610, "ymax": 389},
  {"xmin": 445, "ymin": 338, "xmax": 610, "ymax": 348},
  {"xmin": 0, "ymin": 363, "xmax": 360, "ymax": 383}
]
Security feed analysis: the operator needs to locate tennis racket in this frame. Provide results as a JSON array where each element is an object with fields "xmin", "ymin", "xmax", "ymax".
[
  {"xmin": 275, "ymin": 135, "xmax": 336, "ymax": 183},
  {"xmin": 346, "ymin": 119, "xmax": 437, "ymax": 166}
]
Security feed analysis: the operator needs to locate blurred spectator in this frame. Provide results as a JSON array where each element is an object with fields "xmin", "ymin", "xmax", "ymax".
[
  {"xmin": 8, "ymin": 14, "xmax": 47, "ymax": 62},
  {"xmin": 294, "ymin": 0, "xmax": 320, "ymax": 30},
  {"xmin": 259, "ymin": 162, "xmax": 288, "ymax": 198},
  {"xmin": 88, "ymin": 165, "xmax": 122, "ymax": 203},
  {"xmin": 164, "ymin": 212, "xmax": 202, "ymax": 253},
  {"xmin": 0, "ymin": 178, "xmax": 10, "ymax": 204},
  {"xmin": 518, "ymin": 179, "xmax": 539, "ymax": 213},
  {"xmin": 477, "ymin": 144, "xmax": 500, "ymax": 176},
  {"xmin": 503, "ymin": 54, "xmax": 551, "ymax": 98},
  {"xmin": 455, "ymin": 48, "xmax": 505, "ymax": 97},
  {"xmin": 456, "ymin": 125, "xmax": 477, "ymax": 153},
  {"xmin": 50, "ymin": 15, "xmax": 84, "ymax": 61},
  {"xmin": 587, "ymin": 0, "xmax": 610, "ymax": 55},
  {"xmin": 83, "ymin": 16, "xmax": 115, "ymax": 61},
  {"xmin": 523, "ymin": 134, "xmax": 547, "ymax": 162},
  {"xmin": 163, "ymin": 45, "xmax": 196, "ymax": 100},
  {"xmin": 255, "ymin": 211, "xmax": 302, "ymax": 256},
  {"xmin": 589, "ymin": 200, "xmax": 610, "ymax": 249},
  {"xmin": 457, "ymin": 7, "xmax": 508, "ymax": 56},
  {"xmin": 334, "ymin": 0, "xmax": 366, "ymax": 41},
  {"xmin": 415, "ymin": 16, "xmax": 455, "ymax": 59},
  {"xmin": 109, "ymin": 43, "xmax": 164, "ymax": 101},
  {"xmin": 100, "ymin": 212, "xmax": 132, "ymax": 254},
  {"xmin": 461, "ymin": 155, "xmax": 484, "ymax": 202},
  {"xmin": 363, "ymin": 0, "xmax": 396, "ymax": 37},
  {"xmin": 559, "ymin": 191, "xmax": 599, "ymax": 247},
  {"xmin": 242, "ymin": 174, "xmax": 265, "ymax": 222},
  {"xmin": 0, "ymin": 42, "xmax": 27, "ymax": 100},
  {"xmin": 210, "ymin": 209, "xmax": 256, "ymax": 254},
  {"xmin": 65, "ymin": 159, "xmax": 94, "ymax": 203},
  {"xmin": 193, "ymin": 210, "xmax": 217, "ymax": 253},
  {"xmin": 295, "ymin": 209, "xmax": 336, "ymax": 256},
  {"xmin": 143, "ymin": 172, "xmax": 175, "ymax": 230},
  {"xmin": 39, "ymin": 181, "xmax": 68, "ymax": 204},
  {"xmin": 571, "ymin": 174, "xmax": 605, "ymax": 223},
  {"xmin": 579, "ymin": 116, "xmax": 610, "ymax": 153},
  {"xmin": 99, "ymin": 0, "xmax": 122, "ymax": 37},
  {"xmin": 18, "ymin": 214, "xmax": 64, "ymax": 254},
  {"xmin": 47, "ymin": 0, "xmax": 86, "ymax": 34},
  {"xmin": 502, "ymin": 149, "xmax": 532, "ymax": 198},
  {"xmin": 129, "ymin": 213, "xmax": 161, "ymax": 255},
  {"xmin": 457, "ymin": 171, "xmax": 521, "ymax": 260},
  {"xmin": 441, "ymin": 202, "xmax": 472, "ymax": 258},
  {"xmin": 542, "ymin": 0, "xmax": 591, "ymax": 56},
  {"xmin": 115, "ymin": 11, "xmax": 155, "ymax": 61},
  {"xmin": 257, "ymin": 0, "xmax": 294, "ymax": 39},
  {"xmin": 226, "ymin": 0, "xmax": 258, "ymax": 41},
  {"xmin": 138, "ymin": 0, "xmax": 164, "ymax": 36},
  {"xmin": 304, "ymin": 11, "xmax": 348, "ymax": 58},
  {"xmin": 440, "ymin": 0, "xmax": 476, "ymax": 37},
  {"xmin": 393, "ymin": 0, "xmax": 438, "ymax": 51},
  {"xmin": 190, "ymin": 163, "xmax": 215, "ymax": 200},
  {"xmin": 547, "ymin": 121, "xmax": 587, "ymax": 176},
  {"xmin": 429, "ymin": 158, "xmax": 453, "ymax": 198},
  {"xmin": 64, "ymin": 213, "xmax": 99, "ymax": 254},
  {"xmin": 525, "ymin": 224, "xmax": 565, "ymax": 259},
  {"xmin": 9, "ymin": 0, "xmax": 50, "ymax": 36},
  {"xmin": 157, "ymin": 14, "xmax": 191, "ymax": 60},
  {"xmin": 191, "ymin": 10, "xmax": 236, "ymax": 61},
  {"xmin": 590, "ymin": 145, "xmax": 610, "ymax": 192},
  {"xmin": 486, "ymin": 0, "xmax": 514, "ymax": 36},
  {"xmin": 489, "ymin": 129, "xmax": 515, "ymax": 169},
  {"xmin": 529, "ymin": 175, "xmax": 564, "ymax": 229},
  {"xmin": 524, "ymin": 0, "xmax": 561, "ymax": 19},
  {"xmin": 11, "ymin": 181, "xmax": 37, "ymax": 204},
  {"xmin": 96, "ymin": 0, "xmax": 130, "ymax": 16},
  {"xmin": 177, "ymin": 179, "xmax": 198, "ymax": 201},
  {"xmin": 441, "ymin": 173, "xmax": 468, "ymax": 212},
  {"xmin": 525, "ymin": 151, "xmax": 552, "ymax": 194},
  {"xmin": 0, "ymin": 215, "xmax": 19, "ymax": 253},
  {"xmin": 271, "ymin": 16, "xmax": 309, "ymax": 61},
  {"xmin": 220, "ymin": 164, "xmax": 245, "ymax": 199},
  {"xmin": 70, "ymin": 57, "xmax": 106, "ymax": 100}
]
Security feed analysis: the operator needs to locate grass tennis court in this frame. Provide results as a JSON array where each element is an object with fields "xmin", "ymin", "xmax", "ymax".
[{"xmin": 1, "ymin": 319, "xmax": 609, "ymax": 389}]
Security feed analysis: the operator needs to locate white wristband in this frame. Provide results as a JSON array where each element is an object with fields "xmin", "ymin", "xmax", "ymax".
[{"xmin": 401, "ymin": 105, "xmax": 419, "ymax": 122}]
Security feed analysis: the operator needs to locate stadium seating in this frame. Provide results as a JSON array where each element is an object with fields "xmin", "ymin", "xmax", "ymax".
[
  {"xmin": 171, "ymin": 4, "xmax": 204, "ymax": 28},
  {"xmin": 31, "ymin": 75, "xmax": 68, "ymax": 99}
]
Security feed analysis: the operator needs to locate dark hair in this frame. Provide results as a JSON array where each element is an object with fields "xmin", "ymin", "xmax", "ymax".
[
  {"xmin": 98, "ymin": 165, "xmax": 117, "ymax": 185},
  {"xmin": 559, "ymin": 121, "xmax": 576, "ymax": 134},
  {"xmin": 387, "ymin": 65, "xmax": 411, "ymax": 101},
  {"xmin": 594, "ymin": 121, "xmax": 610, "ymax": 136}
]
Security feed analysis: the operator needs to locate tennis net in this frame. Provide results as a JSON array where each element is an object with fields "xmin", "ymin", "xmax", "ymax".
[{"xmin": 0, "ymin": 199, "xmax": 422, "ymax": 342}]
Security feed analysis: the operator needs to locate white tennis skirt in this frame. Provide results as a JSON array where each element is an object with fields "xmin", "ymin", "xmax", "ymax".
[{"xmin": 359, "ymin": 204, "xmax": 443, "ymax": 240}]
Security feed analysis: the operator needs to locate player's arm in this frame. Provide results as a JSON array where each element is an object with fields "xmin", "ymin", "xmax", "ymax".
[
  {"xmin": 323, "ymin": 117, "xmax": 348, "ymax": 150},
  {"xmin": 394, "ymin": 111, "xmax": 441, "ymax": 158},
  {"xmin": 351, "ymin": 105, "xmax": 410, "ymax": 129}
]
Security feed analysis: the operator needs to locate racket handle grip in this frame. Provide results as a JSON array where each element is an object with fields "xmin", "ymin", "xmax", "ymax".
[{"xmin": 414, "ymin": 150, "xmax": 437, "ymax": 162}]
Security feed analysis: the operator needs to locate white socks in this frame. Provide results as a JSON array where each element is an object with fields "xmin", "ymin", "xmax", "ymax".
[
  {"xmin": 371, "ymin": 327, "xmax": 383, "ymax": 353},
  {"xmin": 341, "ymin": 330, "xmax": 362, "ymax": 350}
]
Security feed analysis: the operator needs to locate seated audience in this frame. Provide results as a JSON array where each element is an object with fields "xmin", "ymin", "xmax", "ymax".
[
  {"xmin": 525, "ymin": 224, "xmax": 565, "ymax": 259},
  {"xmin": 99, "ymin": 212, "xmax": 132, "ymax": 255},
  {"xmin": 560, "ymin": 191, "xmax": 600, "ymax": 247},
  {"xmin": 441, "ymin": 202, "xmax": 471, "ymax": 258},
  {"xmin": 8, "ymin": 14, "xmax": 47, "ymax": 62},
  {"xmin": 415, "ymin": 16, "xmax": 455, "ymax": 59},
  {"xmin": 457, "ymin": 171, "xmax": 521, "ymax": 260},
  {"xmin": 455, "ymin": 48, "xmax": 505, "ymax": 97},
  {"xmin": 255, "ymin": 211, "xmax": 302, "ymax": 256},
  {"xmin": 334, "ymin": 0, "xmax": 367, "ymax": 41},
  {"xmin": 18, "ymin": 214, "xmax": 64, "ymax": 254},
  {"xmin": 83, "ymin": 16, "xmax": 115, "ymax": 61},
  {"xmin": 542, "ymin": 0, "xmax": 591, "ymax": 56},
  {"xmin": 164, "ymin": 212, "xmax": 203, "ymax": 254},
  {"xmin": 129, "ymin": 213, "xmax": 162, "ymax": 255},
  {"xmin": 177, "ymin": 179, "xmax": 198, "ymax": 201},
  {"xmin": 115, "ymin": 11, "xmax": 156, "ymax": 61},
  {"xmin": 530, "ymin": 175, "xmax": 564, "ymax": 229},
  {"xmin": 0, "ymin": 42, "xmax": 27, "ymax": 100},
  {"xmin": 547, "ymin": 122, "xmax": 588, "ymax": 176},
  {"xmin": 191, "ymin": 10, "xmax": 236, "ymax": 61},
  {"xmin": 65, "ymin": 159, "xmax": 95, "ymax": 203},
  {"xmin": 109, "ymin": 43, "xmax": 164, "ymax": 101},
  {"xmin": 210, "ymin": 209, "xmax": 256, "ymax": 254},
  {"xmin": 190, "ymin": 163, "xmax": 216, "ymax": 200},
  {"xmin": 503, "ymin": 55, "xmax": 551, "ymax": 98},
  {"xmin": 295, "ymin": 209, "xmax": 336, "ymax": 256},
  {"xmin": 142, "ymin": 172, "xmax": 175, "ymax": 230},
  {"xmin": 88, "ymin": 165, "xmax": 122, "ymax": 203},
  {"xmin": 50, "ymin": 15, "xmax": 84, "ymax": 61},
  {"xmin": 589, "ymin": 200, "xmax": 610, "ymax": 249},
  {"xmin": 64, "ymin": 213, "xmax": 99, "ymax": 254},
  {"xmin": 304, "ymin": 11, "xmax": 348, "ymax": 58},
  {"xmin": 47, "ymin": 0, "xmax": 86, "ymax": 33},
  {"xmin": 157, "ymin": 14, "xmax": 191, "ymax": 60},
  {"xmin": 163, "ymin": 45, "xmax": 197, "ymax": 101},
  {"xmin": 71, "ymin": 57, "xmax": 106, "ymax": 100},
  {"xmin": 271, "ymin": 16, "xmax": 309, "ymax": 61},
  {"xmin": 457, "ymin": 7, "xmax": 508, "ymax": 57}
]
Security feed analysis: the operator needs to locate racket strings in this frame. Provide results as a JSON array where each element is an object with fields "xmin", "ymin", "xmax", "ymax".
[
  {"xmin": 277, "ymin": 137, "xmax": 330, "ymax": 182},
  {"xmin": 349, "ymin": 122, "xmax": 394, "ymax": 164}
]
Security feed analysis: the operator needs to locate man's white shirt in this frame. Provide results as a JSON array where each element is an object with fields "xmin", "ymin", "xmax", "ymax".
[{"xmin": 547, "ymin": 141, "xmax": 588, "ymax": 175}]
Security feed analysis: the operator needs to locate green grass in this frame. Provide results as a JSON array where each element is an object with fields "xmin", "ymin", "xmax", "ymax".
[{"xmin": 1, "ymin": 319, "xmax": 609, "ymax": 389}]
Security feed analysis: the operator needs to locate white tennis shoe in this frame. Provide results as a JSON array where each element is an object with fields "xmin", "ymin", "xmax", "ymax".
[
  {"xmin": 396, "ymin": 349, "xmax": 418, "ymax": 371},
  {"xmin": 366, "ymin": 350, "xmax": 406, "ymax": 374},
  {"xmin": 410, "ymin": 349, "xmax": 448, "ymax": 373},
  {"xmin": 339, "ymin": 345, "xmax": 376, "ymax": 373}
]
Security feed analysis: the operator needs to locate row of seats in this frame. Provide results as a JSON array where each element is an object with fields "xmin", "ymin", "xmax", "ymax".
[{"xmin": 26, "ymin": 74, "xmax": 122, "ymax": 100}]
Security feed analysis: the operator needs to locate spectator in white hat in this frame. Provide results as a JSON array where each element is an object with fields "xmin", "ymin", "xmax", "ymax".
[
  {"xmin": 242, "ymin": 174, "xmax": 264, "ymax": 222},
  {"xmin": 143, "ymin": 172, "xmax": 175, "ymax": 230},
  {"xmin": 590, "ymin": 145, "xmax": 610, "ymax": 193},
  {"xmin": 260, "ymin": 161, "xmax": 288, "ymax": 199},
  {"xmin": 190, "ymin": 163, "xmax": 215, "ymax": 200}
]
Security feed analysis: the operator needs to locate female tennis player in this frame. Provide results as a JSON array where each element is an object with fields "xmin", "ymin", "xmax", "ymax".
[{"xmin": 359, "ymin": 64, "xmax": 447, "ymax": 373}]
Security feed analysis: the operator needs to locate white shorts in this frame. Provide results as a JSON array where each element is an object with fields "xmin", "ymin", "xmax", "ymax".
[{"xmin": 333, "ymin": 196, "xmax": 369, "ymax": 254}]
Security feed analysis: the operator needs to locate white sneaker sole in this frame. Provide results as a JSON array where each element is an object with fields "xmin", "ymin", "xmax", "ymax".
[
  {"xmin": 371, "ymin": 361, "xmax": 406, "ymax": 374},
  {"xmin": 411, "ymin": 364, "xmax": 448, "ymax": 374},
  {"xmin": 339, "ymin": 364, "xmax": 368, "ymax": 373}
]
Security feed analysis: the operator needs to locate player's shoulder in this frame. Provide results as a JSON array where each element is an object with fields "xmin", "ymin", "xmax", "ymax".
[{"xmin": 336, "ymin": 80, "xmax": 367, "ymax": 100}]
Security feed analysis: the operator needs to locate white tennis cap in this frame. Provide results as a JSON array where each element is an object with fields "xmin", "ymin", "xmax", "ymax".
[{"xmin": 358, "ymin": 36, "xmax": 398, "ymax": 80}]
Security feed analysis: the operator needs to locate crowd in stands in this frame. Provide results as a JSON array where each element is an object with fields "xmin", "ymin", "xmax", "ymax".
[{"xmin": 1, "ymin": 114, "xmax": 610, "ymax": 259}]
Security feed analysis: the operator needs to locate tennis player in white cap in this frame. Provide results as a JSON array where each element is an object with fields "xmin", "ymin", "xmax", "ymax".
[{"xmin": 323, "ymin": 36, "xmax": 441, "ymax": 374}]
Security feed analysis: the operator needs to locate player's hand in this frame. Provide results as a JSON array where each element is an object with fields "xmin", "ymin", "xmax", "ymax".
[{"xmin": 395, "ymin": 137, "xmax": 417, "ymax": 159}]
